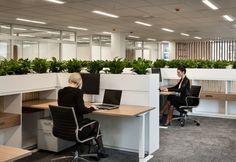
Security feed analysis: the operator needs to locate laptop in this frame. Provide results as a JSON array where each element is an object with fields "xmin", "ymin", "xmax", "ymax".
[{"xmin": 94, "ymin": 89, "xmax": 122, "ymax": 110}]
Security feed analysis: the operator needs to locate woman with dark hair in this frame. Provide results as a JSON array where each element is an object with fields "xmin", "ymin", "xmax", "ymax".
[
  {"xmin": 160, "ymin": 66, "xmax": 190, "ymax": 126},
  {"xmin": 58, "ymin": 73, "xmax": 108, "ymax": 158}
]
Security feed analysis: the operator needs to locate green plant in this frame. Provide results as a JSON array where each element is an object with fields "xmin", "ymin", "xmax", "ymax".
[
  {"xmin": 108, "ymin": 57, "xmax": 125, "ymax": 74},
  {"xmin": 131, "ymin": 58, "xmax": 152, "ymax": 74},
  {"xmin": 232, "ymin": 61, "xmax": 236, "ymax": 69},
  {"xmin": 212, "ymin": 60, "xmax": 229, "ymax": 69},
  {"xmin": 166, "ymin": 60, "xmax": 183, "ymax": 68},
  {"xmin": 0, "ymin": 60, "xmax": 6, "ymax": 76},
  {"xmin": 32, "ymin": 58, "xmax": 49, "ymax": 73},
  {"xmin": 66, "ymin": 59, "xmax": 82, "ymax": 73},
  {"xmin": 49, "ymin": 57, "xmax": 66, "ymax": 72},
  {"xmin": 153, "ymin": 59, "xmax": 166, "ymax": 68},
  {"xmin": 123, "ymin": 58, "xmax": 133, "ymax": 68},
  {"xmin": 196, "ymin": 60, "xmax": 213, "ymax": 68},
  {"xmin": 87, "ymin": 60, "xmax": 104, "ymax": 74}
]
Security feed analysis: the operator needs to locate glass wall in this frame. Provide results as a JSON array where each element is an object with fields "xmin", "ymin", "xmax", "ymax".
[
  {"xmin": 126, "ymin": 39, "xmax": 158, "ymax": 61},
  {"xmin": 77, "ymin": 36, "xmax": 90, "ymax": 60},
  {"xmin": 0, "ymin": 40, "xmax": 9, "ymax": 60},
  {"xmin": 91, "ymin": 35, "xmax": 111, "ymax": 60}
]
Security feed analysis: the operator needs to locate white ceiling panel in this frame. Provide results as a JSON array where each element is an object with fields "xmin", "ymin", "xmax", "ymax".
[{"xmin": 0, "ymin": 0, "xmax": 235, "ymax": 40}]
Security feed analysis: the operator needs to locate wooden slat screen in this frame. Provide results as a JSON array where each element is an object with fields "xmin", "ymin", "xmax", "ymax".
[{"xmin": 175, "ymin": 40, "xmax": 236, "ymax": 60}]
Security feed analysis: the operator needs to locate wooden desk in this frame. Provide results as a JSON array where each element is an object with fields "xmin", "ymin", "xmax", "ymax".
[
  {"xmin": 22, "ymin": 99, "xmax": 57, "ymax": 109},
  {"xmin": 22, "ymin": 99, "xmax": 154, "ymax": 162},
  {"xmin": 0, "ymin": 145, "xmax": 32, "ymax": 162},
  {"xmin": 160, "ymin": 91, "xmax": 176, "ymax": 95},
  {"xmin": 22, "ymin": 99, "xmax": 153, "ymax": 117}
]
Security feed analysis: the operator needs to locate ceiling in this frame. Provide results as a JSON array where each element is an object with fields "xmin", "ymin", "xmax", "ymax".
[{"xmin": 0, "ymin": 0, "xmax": 236, "ymax": 41}]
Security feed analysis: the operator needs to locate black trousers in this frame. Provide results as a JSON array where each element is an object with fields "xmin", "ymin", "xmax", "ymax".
[
  {"xmin": 78, "ymin": 118, "xmax": 100, "ymax": 140},
  {"xmin": 167, "ymin": 95, "xmax": 186, "ymax": 112}
]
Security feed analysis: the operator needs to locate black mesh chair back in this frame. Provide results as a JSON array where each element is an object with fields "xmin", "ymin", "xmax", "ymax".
[
  {"xmin": 188, "ymin": 85, "xmax": 201, "ymax": 107},
  {"xmin": 49, "ymin": 105, "xmax": 78, "ymax": 141},
  {"xmin": 190, "ymin": 85, "xmax": 201, "ymax": 97}
]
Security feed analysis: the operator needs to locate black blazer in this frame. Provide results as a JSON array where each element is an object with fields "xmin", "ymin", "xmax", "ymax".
[
  {"xmin": 58, "ymin": 87, "xmax": 94, "ymax": 124},
  {"xmin": 168, "ymin": 76, "xmax": 191, "ymax": 100}
]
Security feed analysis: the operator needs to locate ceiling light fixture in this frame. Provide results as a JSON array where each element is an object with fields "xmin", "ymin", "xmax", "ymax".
[
  {"xmin": 1, "ymin": 26, "xmax": 26, "ymax": 31},
  {"xmin": 180, "ymin": 33, "xmax": 190, "ymax": 36},
  {"xmin": 102, "ymin": 32, "xmax": 112, "ymax": 35},
  {"xmin": 194, "ymin": 36, "xmax": 202, "ymax": 39},
  {"xmin": 202, "ymin": 0, "xmax": 219, "ymax": 10},
  {"xmin": 68, "ymin": 26, "xmax": 88, "ymax": 31},
  {"xmin": 128, "ymin": 35, "xmax": 140, "ymax": 38},
  {"xmin": 14, "ymin": 27, "xmax": 27, "ymax": 31},
  {"xmin": 135, "ymin": 21, "xmax": 152, "ymax": 27},
  {"xmin": 16, "ymin": 18, "xmax": 46, "ymax": 24},
  {"xmin": 222, "ymin": 15, "xmax": 234, "ymax": 22},
  {"xmin": 161, "ymin": 28, "xmax": 174, "ymax": 32},
  {"xmin": 147, "ymin": 38, "xmax": 156, "ymax": 41},
  {"xmin": 45, "ymin": 0, "xmax": 65, "ymax": 4},
  {"xmin": 92, "ymin": 10, "xmax": 119, "ymax": 18}
]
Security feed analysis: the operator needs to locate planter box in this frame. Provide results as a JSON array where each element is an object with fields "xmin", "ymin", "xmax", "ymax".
[
  {"xmin": 0, "ymin": 73, "xmax": 57, "ymax": 95},
  {"xmin": 161, "ymin": 68, "xmax": 236, "ymax": 80}
]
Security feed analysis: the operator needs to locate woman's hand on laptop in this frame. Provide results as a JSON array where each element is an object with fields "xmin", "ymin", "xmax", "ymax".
[{"xmin": 90, "ymin": 105, "xmax": 98, "ymax": 110}]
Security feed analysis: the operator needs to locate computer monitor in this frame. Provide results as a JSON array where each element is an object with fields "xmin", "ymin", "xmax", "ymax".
[
  {"xmin": 151, "ymin": 68, "xmax": 162, "ymax": 82},
  {"xmin": 81, "ymin": 73, "xmax": 100, "ymax": 95}
]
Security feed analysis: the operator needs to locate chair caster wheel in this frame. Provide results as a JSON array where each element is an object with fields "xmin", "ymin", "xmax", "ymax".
[
  {"xmin": 180, "ymin": 120, "xmax": 185, "ymax": 127},
  {"xmin": 196, "ymin": 123, "xmax": 200, "ymax": 126}
]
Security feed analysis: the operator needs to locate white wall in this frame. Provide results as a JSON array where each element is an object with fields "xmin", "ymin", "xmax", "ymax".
[
  {"xmin": 101, "ymin": 46, "xmax": 111, "ymax": 60},
  {"xmin": 91, "ymin": 45, "xmax": 101, "ymax": 60},
  {"xmin": 39, "ymin": 42, "xmax": 59, "ymax": 60},
  {"xmin": 61, "ymin": 43, "xmax": 76, "ymax": 61},
  {"xmin": 77, "ymin": 45, "xmax": 91, "ymax": 60},
  {"xmin": 22, "ymin": 43, "xmax": 39, "ymax": 60}
]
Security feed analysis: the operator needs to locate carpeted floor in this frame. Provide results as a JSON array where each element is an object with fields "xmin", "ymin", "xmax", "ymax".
[{"xmin": 17, "ymin": 116, "xmax": 236, "ymax": 162}]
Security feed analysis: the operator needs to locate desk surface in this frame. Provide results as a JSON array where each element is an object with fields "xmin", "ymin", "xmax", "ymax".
[
  {"xmin": 0, "ymin": 145, "xmax": 32, "ymax": 162},
  {"xmin": 160, "ymin": 91, "xmax": 176, "ymax": 95},
  {"xmin": 22, "ymin": 99, "xmax": 153, "ymax": 117}
]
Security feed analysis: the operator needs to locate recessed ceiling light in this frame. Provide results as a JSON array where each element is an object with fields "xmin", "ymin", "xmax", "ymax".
[
  {"xmin": 147, "ymin": 38, "xmax": 156, "ymax": 41},
  {"xmin": 16, "ymin": 18, "xmax": 46, "ymax": 24},
  {"xmin": 161, "ymin": 28, "xmax": 174, "ymax": 32},
  {"xmin": 202, "ymin": 0, "xmax": 219, "ymax": 10},
  {"xmin": 128, "ymin": 35, "xmax": 140, "ymax": 38},
  {"xmin": 222, "ymin": 15, "xmax": 234, "ymax": 22},
  {"xmin": 102, "ymin": 32, "xmax": 112, "ymax": 35},
  {"xmin": 45, "ymin": 0, "xmax": 65, "ymax": 4},
  {"xmin": 1, "ymin": 25, "xmax": 27, "ymax": 31},
  {"xmin": 180, "ymin": 33, "xmax": 190, "ymax": 36},
  {"xmin": 47, "ymin": 31, "xmax": 60, "ymax": 34},
  {"xmin": 92, "ymin": 10, "xmax": 119, "ymax": 18},
  {"xmin": 19, "ymin": 34, "xmax": 35, "ymax": 37},
  {"xmin": 68, "ymin": 26, "xmax": 88, "ymax": 31},
  {"xmin": 135, "ymin": 21, "xmax": 152, "ymax": 27},
  {"xmin": 194, "ymin": 36, "xmax": 202, "ymax": 39},
  {"xmin": 14, "ymin": 27, "xmax": 27, "ymax": 31}
]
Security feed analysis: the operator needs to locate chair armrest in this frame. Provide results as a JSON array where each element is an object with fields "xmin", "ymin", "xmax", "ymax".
[{"xmin": 78, "ymin": 121, "xmax": 97, "ymax": 131}]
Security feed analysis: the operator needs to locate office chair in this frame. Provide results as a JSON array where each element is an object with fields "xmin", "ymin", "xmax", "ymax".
[
  {"xmin": 49, "ymin": 105, "xmax": 100, "ymax": 162},
  {"xmin": 173, "ymin": 85, "xmax": 201, "ymax": 127}
]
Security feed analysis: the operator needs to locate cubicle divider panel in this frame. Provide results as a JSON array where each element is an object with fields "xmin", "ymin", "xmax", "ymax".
[{"xmin": 90, "ymin": 74, "xmax": 159, "ymax": 154}]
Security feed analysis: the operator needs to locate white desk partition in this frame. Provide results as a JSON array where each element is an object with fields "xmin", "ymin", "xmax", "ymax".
[{"xmin": 90, "ymin": 74, "xmax": 159, "ymax": 155}]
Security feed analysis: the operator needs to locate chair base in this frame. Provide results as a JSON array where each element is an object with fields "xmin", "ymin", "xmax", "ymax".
[
  {"xmin": 51, "ymin": 150, "xmax": 99, "ymax": 162},
  {"xmin": 172, "ymin": 112, "xmax": 200, "ymax": 127}
]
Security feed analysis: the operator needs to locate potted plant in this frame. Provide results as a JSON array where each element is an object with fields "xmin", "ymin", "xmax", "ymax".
[
  {"xmin": 49, "ymin": 57, "xmax": 66, "ymax": 73},
  {"xmin": 87, "ymin": 60, "xmax": 104, "ymax": 74},
  {"xmin": 153, "ymin": 59, "xmax": 166, "ymax": 68},
  {"xmin": 32, "ymin": 58, "xmax": 49, "ymax": 73},
  {"xmin": 131, "ymin": 58, "xmax": 152, "ymax": 74},
  {"xmin": 107, "ymin": 57, "xmax": 125, "ymax": 74},
  {"xmin": 66, "ymin": 59, "xmax": 82, "ymax": 73}
]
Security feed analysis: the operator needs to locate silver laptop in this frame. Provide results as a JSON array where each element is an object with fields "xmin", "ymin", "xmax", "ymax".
[{"xmin": 95, "ymin": 89, "xmax": 122, "ymax": 110}]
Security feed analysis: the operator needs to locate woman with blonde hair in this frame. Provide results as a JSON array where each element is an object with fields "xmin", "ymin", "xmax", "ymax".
[{"xmin": 58, "ymin": 73, "xmax": 108, "ymax": 158}]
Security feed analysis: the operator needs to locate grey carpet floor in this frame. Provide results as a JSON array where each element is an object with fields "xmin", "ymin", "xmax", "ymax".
[{"xmin": 17, "ymin": 116, "xmax": 236, "ymax": 162}]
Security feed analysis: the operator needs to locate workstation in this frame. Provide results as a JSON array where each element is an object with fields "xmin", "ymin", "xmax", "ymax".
[{"xmin": 0, "ymin": 0, "xmax": 236, "ymax": 162}]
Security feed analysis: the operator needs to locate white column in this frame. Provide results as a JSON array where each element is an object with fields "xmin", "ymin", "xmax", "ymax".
[{"xmin": 111, "ymin": 33, "xmax": 126, "ymax": 59}]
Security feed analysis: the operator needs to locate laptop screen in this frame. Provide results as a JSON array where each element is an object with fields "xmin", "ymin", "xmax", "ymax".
[{"xmin": 103, "ymin": 89, "xmax": 122, "ymax": 105}]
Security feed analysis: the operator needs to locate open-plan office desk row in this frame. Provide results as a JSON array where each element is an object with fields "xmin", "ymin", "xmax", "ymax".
[{"xmin": 22, "ymin": 99, "xmax": 155, "ymax": 162}]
